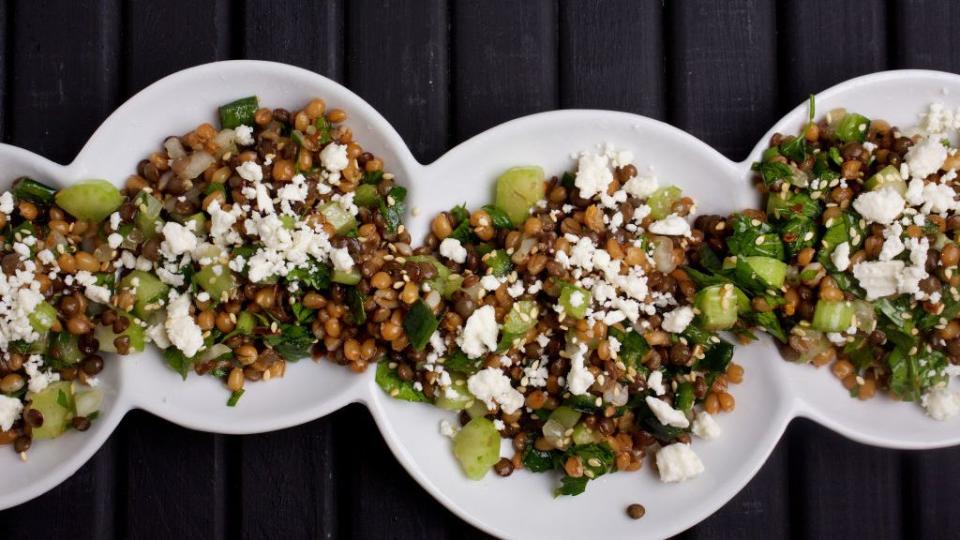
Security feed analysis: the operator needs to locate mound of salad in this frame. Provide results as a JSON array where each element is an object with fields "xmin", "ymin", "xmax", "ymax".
[
  {"xmin": 111, "ymin": 96, "xmax": 408, "ymax": 405},
  {"xmin": 689, "ymin": 98, "xmax": 960, "ymax": 420},
  {"xmin": 371, "ymin": 145, "xmax": 743, "ymax": 495},
  {"xmin": 0, "ymin": 176, "xmax": 132, "ymax": 456}
]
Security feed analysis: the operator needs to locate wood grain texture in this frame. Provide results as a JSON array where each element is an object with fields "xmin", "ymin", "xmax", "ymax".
[
  {"xmin": 893, "ymin": 0, "xmax": 960, "ymax": 69},
  {"xmin": 559, "ymin": 0, "xmax": 665, "ymax": 118},
  {"xmin": 779, "ymin": 4, "xmax": 902, "ymax": 540},
  {"xmin": 0, "ymin": 2, "xmax": 121, "ymax": 537},
  {"xmin": 663, "ymin": 2, "xmax": 789, "ymax": 537},
  {"xmin": 7, "ymin": 0, "xmax": 121, "ymax": 162},
  {"xmin": 452, "ymin": 0, "xmax": 559, "ymax": 142},
  {"xmin": 666, "ymin": 0, "xmax": 778, "ymax": 160},
  {"xmin": 119, "ymin": 2, "xmax": 236, "ymax": 539},
  {"xmin": 238, "ymin": 4, "xmax": 343, "ymax": 538},
  {"xmin": 124, "ymin": 0, "xmax": 233, "ymax": 95},
  {"xmin": 243, "ymin": 0, "xmax": 343, "ymax": 80},
  {"xmin": 891, "ymin": 4, "xmax": 960, "ymax": 536},
  {"xmin": 339, "ymin": 2, "xmax": 474, "ymax": 536},
  {"xmin": 779, "ymin": 0, "xmax": 889, "ymax": 108},
  {"xmin": 347, "ymin": 0, "xmax": 449, "ymax": 163}
]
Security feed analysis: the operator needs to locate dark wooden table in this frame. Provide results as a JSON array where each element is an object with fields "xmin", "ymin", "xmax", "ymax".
[{"xmin": 1, "ymin": 1, "xmax": 958, "ymax": 538}]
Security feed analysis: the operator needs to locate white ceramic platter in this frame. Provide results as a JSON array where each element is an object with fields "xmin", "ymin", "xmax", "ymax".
[{"xmin": 0, "ymin": 61, "xmax": 958, "ymax": 540}]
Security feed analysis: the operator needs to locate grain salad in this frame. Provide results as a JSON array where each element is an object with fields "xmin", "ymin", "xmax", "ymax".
[
  {"xmin": 371, "ymin": 145, "xmax": 743, "ymax": 495},
  {"xmin": 111, "ymin": 96, "xmax": 408, "ymax": 405},
  {"xmin": 689, "ymin": 98, "xmax": 960, "ymax": 419},
  {"xmin": 0, "ymin": 176, "xmax": 132, "ymax": 456}
]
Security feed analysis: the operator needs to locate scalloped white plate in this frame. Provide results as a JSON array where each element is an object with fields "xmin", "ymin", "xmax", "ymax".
[{"xmin": 0, "ymin": 62, "xmax": 958, "ymax": 540}]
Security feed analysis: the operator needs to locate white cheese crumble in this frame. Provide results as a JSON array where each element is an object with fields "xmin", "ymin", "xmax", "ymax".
[
  {"xmin": 164, "ymin": 292, "xmax": 204, "ymax": 358},
  {"xmin": 646, "ymin": 370, "xmax": 666, "ymax": 396},
  {"xmin": 691, "ymin": 411, "xmax": 723, "ymax": 440},
  {"xmin": 0, "ymin": 192, "xmax": 14, "ymax": 215},
  {"xmin": 319, "ymin": 143, "xmax": 350, "ymax": 172},
  {"xmin": 648, "ymin": 214, "xmax": 691, "ymax": 237},
  {"xmin": 831, "ymin": 241, "xmax": 851, "ymax": 272},
  {"xmin": 236, "ymin": 160, "xmax": 264, "ymax": 182},
  {"xmin": 661, "ymin": 305, "xmax": 694, "ymax": 334},
  {"xmin": 656, "ymin": 443, "xmax": 704, "ymax": 483},
  {"xmin": 905, "ymin": 135, "xmax": 947, "ymax": 179},
  {"xmin": 566, "ymin": 344, "xmax": 595, "ymax": 395},
  {"xmin": 235, "ymin": 124, "xmax": 255, "ymax": 146},
  {"xmin": 623, "ymin": 175, "xmax": 659, "ymax": 198},
  {"xmin": 24, "ymin": 354, "xmax": 59, "ymax": 393},
  {"xmin": 645, "ymin": 396, "xmax": 690, "ymax": 428},
  {"xmin": 852, "ymin": 188, "xmax": 905, "ymax": 225},
  {"xmin": 922, "ymin": 386, "xmax": 960, "ymax": 421},
  {"xmin": 574, "ymin": 151, "xmax": 614, "ymax": 199},
  {"xmin": 459, "ymin": 305, "xmax": 499, "ymax": 359},
  {"xmin": 160, "ymin": 222, "xmax": 198, "ymax": 258},
  {"xmin": 466, "ymin": 367, "xmax": 524, "ymax": 414},
  {"xmin": 0, "ymin": 394, "xmax": 23, "ymax": 431},
  {"xmin": 438, "ymin": 238, "xmax": 467, "ymax": 264},
  {"xmin": 852, "ymin": 260, "xmax": 904, "ymax": 300}
]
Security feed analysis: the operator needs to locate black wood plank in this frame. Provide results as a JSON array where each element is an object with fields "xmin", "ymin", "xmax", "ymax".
[
  {"xmin": 237, "ymin": 3, "xmax": 343, "ymax": 539},
  {"xmin": 891, "ymin": 5, "xmax": 960, "ymax": 539},
  {"xmin": 0, "ymin": 2, "xmax": 121, "ymax": 538},
  {"xmin": 243, "ymin": 0, "xmax": 343, "ymax": 78},
  {"xmin": 780, "ymin": 0, "xmax": 889, "ymax": 110},
  {"xmin": 779, "ymin": 3, "xmax": 903, "ymax": 539},
  {"xmin": 893, "ymin": 0, "xmax": 960, "ymax": 70},
  {"xmin": 124, "ymin": 0, "xmax": 233, "ymax": 96},
  {"xmin": 0, "ymin": 0, "xmax": 7, "ymax": 142},
  {"xmin": 559, "ymin": 0, "xmax": 665, "ymax": 119},
  {"xmin": 347, "ymin": 0, "xmax": 449, "ymax": 163},
  {"xmin": 120, "ymin": 2, "xmax": 236, "ymax": 539},
  {"xmin": 665, "ymin": 2, "xmax": 788, "ymax": 538},
  {"xmin": 7, "ymin": 0, "xmax": 121, "ymax": 163},
  {"xmin": 452, "ymin": 0, "xmax": 559, "ymax": 142},
  {"xmin": 338, "ymin": 1, "xmax": 473, "ymax": 538},
  {"xmin": 666, "ymin": 0, "xmax": 778, "ymax": 161}
]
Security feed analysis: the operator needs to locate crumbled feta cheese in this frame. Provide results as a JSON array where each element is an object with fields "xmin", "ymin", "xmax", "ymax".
[
  {"xmin": 574, "ymin": 150, "xmax": 614, "ymax": 199},
  {"xmin": 921, "ymin": 181, "xmax": 957, "ymax": 214},
  {"xmin": 439, "ymin": 419, "xmax": 458, "ymax": 438},
  {"xmin": 459, "ymin": 305, "xmax": 499, "ymax": 358},
  {"xmin": 438, "ymin": 238, "xmax": 467, "ymax": 264},
  {"xmin": 906, "ymin": 136, "xmax": 948, "ymax": 179},
  {"xmin": 853, "ymin": 188, "xmax": 905, "ymax": 225},
  {"xmin": 648, "ymin": 214, "xmax": 691, "ymax": 237},
  {"xmin": 691, "ymin": 411, "xmax": 722, "ymax": 440},
  {"xmin": 161, "ymin": 222, "xmax": 198, "ymax": 257},
  {"xmin": 480, "ymin": 275, "xmax": 501, "ymax": 291},
  {"xmin": 235, "ymin": 124, "xmax": 255, "ymax": 146},
  {"xmin": 646, "ymin": 370, "xmax": 666, "ymax": 396},
  {"xmin": 879, "ymin": 223, "xmax": 905, "ymax": 261},
  {"xmin": 147, "ymin": 323, "xmax": 171, "ymax": 349},
  {"xmin": 623, "ymin": 175, "xmax": 659, "ymax": 199},
  {"xmin": 319, "ymin": 143, "xmax": 350, "ymax": 172},
  {"xmin": 23, "ymin": 355, "xmax": 59, "ymax": 393},
  {"xmin": 852, "ymin": 260, "xmax": 905, "ymax": 300},
  {"xmin": 922, "ymin": 386, "xmax": 960, "ymax": 421},
  {"xmin": 831, "ymin": 241, "xmax": 851, "ymax": 272},
  {"xmin": 0, "ymin": 192, "xmax": 14, "ymax": 215},
  {"xmin": 566, "ymin": 344, "xmax": 595, "ymax": 395},
  {"xmin": 330, "ymin": 247, "xmax": 354, "ymax": 273},
  {"xmin": 0, "ymin": 394, "xmax": 23, "ymax": 431},
  {"xmin": 661, "ymin": 305, "xmax": 694, "ymax": 334},
  {"xmin": 467, "ymin": 367, "xmax": 524, "ymax": 414},
  {"xmin": 645, "ymin": 396, "xmax": 690, "ymax": 428},
  {"xmin": 236, "ymin": 160, "xmax": 263, "ymax": 182},
  {"xmin": 85, "ymin": 284, "xmax": 112, "ymax": 305},
  {"xmin": 656, "ymin": 443, "xmax": 704, "ymax": 483},
  {"xmin": 164, "ymin": 292, "xmax": 204, "ymax": 358},
  {"xmin": 107, "ymin": 233, "xmax": 123, "ymax": 249}
]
